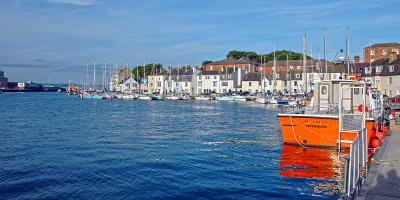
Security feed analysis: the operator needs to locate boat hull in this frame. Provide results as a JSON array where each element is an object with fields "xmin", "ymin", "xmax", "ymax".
[
  {"xmin": 84, "ymin": 95, "xmax": 104, "ymax": 99},
  {"xmin": 278, "ymin": 115, "xmax": 375, "ymax": 148},
  {"xmin": 216, "ymin": 96, "xmax": 234, "ymax": 101}
]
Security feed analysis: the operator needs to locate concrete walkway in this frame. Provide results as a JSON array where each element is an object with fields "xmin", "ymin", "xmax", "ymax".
[{"xmin": 356, "ymin": 129, "xmax": 400, "ymax": 199}]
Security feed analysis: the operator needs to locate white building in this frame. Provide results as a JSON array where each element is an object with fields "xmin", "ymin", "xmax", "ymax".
[{"xmin": 120, "ymin": 78, "xmax": 139, "ymax": 93}]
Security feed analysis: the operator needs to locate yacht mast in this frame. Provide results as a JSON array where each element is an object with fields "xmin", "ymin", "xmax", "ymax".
[
  {"xmin": 302, "ymin": 32, "xmax": 307, "ymax": 93},
  {"xmin": 324, "ymin": 28, "xmax": 327, "ymax": 79},
  {"xmin": 346, "ymin": 27, "xmax": 350, "ymax": 79},
  {"xmin": 273, "ymin": 42, "xmax": 276, "ymax": 94},
  {"xmin": 93, "ymin": 59, "xmax": 96, "ymax": 90},
  {"xmin": 86, "ymin": 59, "xmax": 88, "ymax": 91}
]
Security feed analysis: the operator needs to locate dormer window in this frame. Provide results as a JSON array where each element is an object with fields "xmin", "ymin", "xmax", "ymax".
[
  {"xmin": 376, "ymin": 65, "xmax": 382, "ymax": 73},
  {"xmin": 390, "ymin": 65, "xmax": 394, "ymax": 72}
]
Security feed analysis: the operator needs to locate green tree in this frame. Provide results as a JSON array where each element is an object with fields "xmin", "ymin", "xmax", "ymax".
[
  {"xmin": 202, "ymin": 60, "xmax": 213, "ymax": 66},
  {"xmin": 226, "ymin": 50, "xmax": 247, "ymax": 60}
]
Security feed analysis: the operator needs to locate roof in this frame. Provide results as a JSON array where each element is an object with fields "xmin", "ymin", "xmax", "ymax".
[
  {"xmin": 242, "ymin": 73, "xmax": 261, "ymax": 81},
  {"xmin": 199, "ymin": 70, "xmax": 220, "ymax": 75},
  {"xmin": 361, "ymin": 56, "xmax": 400, "ymax": 77},
  {"xmin": 207, "ymin": 57, "xmax": 259, "ymax": 65},
  {"xmin": 219, "ymin": 67, "xmax": 236, "ymax": 75},
  {"xmin": 264, "ymin": 59, "xmax": 333, "ymax": 67},
  {"xmin": 364, "ymin": 42, "xmax": 400, "ymax": 49}
]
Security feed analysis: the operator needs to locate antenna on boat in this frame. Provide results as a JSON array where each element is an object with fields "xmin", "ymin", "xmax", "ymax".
[{"xmin": 324, "ymin": 28, "xmax": 327, "ymax": 80}]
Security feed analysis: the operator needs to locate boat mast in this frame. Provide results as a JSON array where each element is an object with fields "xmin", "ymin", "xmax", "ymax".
[
  {"xmin": 260, "ymin": 55, "xmax": 263, "ymax": 96},
  {"xmin": 324, "ymin": 28, "xmax": 327, "ymax": 79},
  {"xmin": 273, "ymin": 42, "xmax": 276, "ymax": 94},
  {"xmin": 86, "ymin": 59, "xmax": 88, "ymax": 91},
  {"xmin": 105, "ymin": 61, "xmax": 107, "ymax": 90},
  {"xmin": 144, "ymin": 60, "xmax": 146, "ymax": 94},
  {"xmin": 289, "ymin": 49, "xmax": 292, "ymax": 94},
  {"xmin": 346, "ymin": 27, "xmax": 350, "ymax": 79},
  {"xmin": 286, "ymin": 54, "xmax": 289, "ymax": 94},
  {"xmin": 302, "ymin": 32, "xmax": 307, "ymax": 94},
  {"xmin": 93, "ymin": 59, "xmax": 96, "ymax": 90}
]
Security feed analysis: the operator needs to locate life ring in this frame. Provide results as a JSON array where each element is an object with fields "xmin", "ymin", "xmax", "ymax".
[{"xmin": 358, "ymin": 104, "xmax": 369, "ymax": 112}]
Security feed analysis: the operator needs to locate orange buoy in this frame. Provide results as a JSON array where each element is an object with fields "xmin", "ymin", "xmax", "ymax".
[
  {"xmin": 370, "ymin": 129, "xmax": 377, "ymax": 140},
  {"xmin": 371, "ymin": 139, "xmax": 381, "ymax": 148},
  {"xmin": 377, "ymin": 132, "xmax": 384, "ymax": 140},
  {"xmin": 392, "ymin": 111, "xmax": 396, "ymax": 116},
  {"xmin": 358, "ymin": 104, "xmax": 369, "ymax": 112},
  {"xmin": 383, "ymin": 126, "xmax": 388, "ymax": 134}
]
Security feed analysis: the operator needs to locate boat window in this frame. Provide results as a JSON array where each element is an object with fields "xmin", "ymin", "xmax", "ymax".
[
  {"xmin": 321, "ymin": 86, "xmax": 327, "ymax": 95},
  {"xmin": 354, "ymin": 88, "xmax": 359, "ymax": 94}
]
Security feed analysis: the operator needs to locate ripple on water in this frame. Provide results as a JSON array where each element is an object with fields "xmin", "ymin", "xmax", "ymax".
[{"xmin": 0, "ymin": 93, "xmax": 342, "ymax": 199}]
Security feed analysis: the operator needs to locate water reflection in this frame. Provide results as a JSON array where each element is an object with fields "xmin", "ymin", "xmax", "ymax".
[{"xmin": 279, "ymin": 144, "xmax": 344, "ymax": 181}]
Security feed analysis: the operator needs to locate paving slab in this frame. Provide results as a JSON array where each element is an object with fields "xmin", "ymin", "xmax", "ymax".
[{"xmin": 356, "ymin": 130, "xmax": 400, "ymax": 199}]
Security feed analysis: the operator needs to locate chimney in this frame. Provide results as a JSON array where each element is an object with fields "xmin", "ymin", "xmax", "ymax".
[
  {"xmin": 354, "ymin": 55, "xmax": 360, "ymax": 63},
  {"xmin": 389, "ymin": 52, "xmax": 397, "ymax": 63}
]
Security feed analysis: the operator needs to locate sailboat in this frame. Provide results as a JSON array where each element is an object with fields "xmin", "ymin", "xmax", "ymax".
[
  {"xmin": 268, "ymin": 43, "xmax": 278, "ymax": 104},
  {"xmin": 138, "ymin": 60, "xmax": 151, "ymax": 100},
  {"xmin": 165, "ymin": 65, "xmax": 180, "ymax": 100},
  {"xmin": 83, "ymin": 59, "xmax": 104, "ymax": 99},
  {"xmin": 256, "ymin": 55, "xmax": 268, "ymax": 104}
]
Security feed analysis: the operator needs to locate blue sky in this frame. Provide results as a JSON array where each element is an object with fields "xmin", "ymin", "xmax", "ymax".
[{"xmin": 0, "ymin": 0, "xmax": 399, "ymax": 83}]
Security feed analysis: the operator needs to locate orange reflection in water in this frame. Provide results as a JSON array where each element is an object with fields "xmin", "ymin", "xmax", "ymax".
[{"xmin": 279, "ymin": 144, "xmax": 347, "ymax": 181}]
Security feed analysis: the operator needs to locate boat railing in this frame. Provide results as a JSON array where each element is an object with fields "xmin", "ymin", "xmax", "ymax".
[{"xmin": 343, "ymin": 127, "xmax": 368, "ymax": 199}]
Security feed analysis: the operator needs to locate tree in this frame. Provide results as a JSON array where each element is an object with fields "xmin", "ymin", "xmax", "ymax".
[
  {"xmin": 226, "ymin": 50, "xmax": 247, "ymax": 60},
  {"xmin": 246, "ymin": 52, "xmax": 258, "ymax": 61},
  {"xmin": 202, "ymin": 60, "xmax": 213, "ymax": 66}
]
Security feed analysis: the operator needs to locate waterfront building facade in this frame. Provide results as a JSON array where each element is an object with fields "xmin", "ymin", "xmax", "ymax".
[
  {"xmin": 120, "ymin": 78, "xmax": 139, "ymax": 93},
  {"xmin": 0, "ymin": 70, "xmax": 8, "ymax": 89},
  {"xmin": 363, "ymin": 42, "xmax": 400, "ymax": 63},
  {"xmin": 205, "ymin": 57, "xmax": 259, "ymax": 73}
]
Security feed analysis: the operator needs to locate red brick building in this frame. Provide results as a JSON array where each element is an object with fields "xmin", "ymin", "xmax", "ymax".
[
  {"xmin": 363, "ymin": 42, "xmax": 400, "ymax": 63},
  {"xmin": 205, "ymin": 57, "xmax": 259, "ymax": 73}
]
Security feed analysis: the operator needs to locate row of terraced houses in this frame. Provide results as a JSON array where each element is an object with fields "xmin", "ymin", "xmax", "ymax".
[{"xmin": 110, "ymin": 42, "xmax": 400, "ymax": 97}]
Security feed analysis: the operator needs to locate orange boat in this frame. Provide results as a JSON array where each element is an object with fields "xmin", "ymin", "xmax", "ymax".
[{"xmin": 278, "ymin": 80, "xmax": 384, "ymax": 149}]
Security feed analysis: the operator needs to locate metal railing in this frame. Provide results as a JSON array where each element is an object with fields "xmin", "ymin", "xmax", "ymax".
[{"xmin": 343, "ymin": 127, "xmax": 368, "ymax": 199}]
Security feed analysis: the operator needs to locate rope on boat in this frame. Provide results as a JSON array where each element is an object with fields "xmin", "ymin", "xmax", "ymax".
[{"xmin": 289, "ymin": 113, "xmax": 306, "ymax": 148}]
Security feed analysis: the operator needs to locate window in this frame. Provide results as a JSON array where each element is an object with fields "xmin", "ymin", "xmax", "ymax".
[
  {"xmin": 210, "ymin": 66, "xmax": 213, "ymax": 70},
  {"xmin": 150, "ymin": 83, "xmax": 154, "ymax": 87},
  {"xmin": 354, "ymin": 88, "xmax": 359, "ymax": 94},
  {"xmin": 185, "ymin": 82, "xmax": 188, "ymax": 87},
  {"xmin": 276, "ymin": 74, "xmax": 279, "ymax": 78},
  {"xmin": 376, "ymin": 65, "xmax": 382, "ymax": 73},
  {"xmin": 396, "ymin": 49, "xmax": 399, "ymax": 54},
  {"xmin": 371, "ymin": 59, "xmax": 375, "ymax": 62},
  {"xmin": 214, "ymin": 76, "xmax": 217, "ymax": 79},
  {"xmin": 157, "ymin": 82, "xmax": 161, "ymax": 87},
  {"xmin": 332, "ymin": 74, "xmax": 337, "ymax": 79},
  {"xmin": 295, "ymin": 74, "xmax": 300, "ymax": 78},
  {"xmin": 375, "ymin": 77, "xmax": 380, "ymax": 84},
  {"xmin": 294, "ymin": 81, "xmax": 297, "ymax": 86},
  {"xmin": 382, "ymin": 49, "xmax": 387, "ymax": 55},
  {"xmin": 297, "ymin": 66, "xmax": 301, "ymax": 69},
  {"xmin": 222, "ymin": 82, "xmax": 228, "ymax": 86},
  {"xmin": 198, "ymin": 82, "xmax": 201, "ymax": 86},
  {"xmin": 206, "ymin": 76, "xmax": 210, "ymax": 79},
  {"xmin": 389, "ymin": 77, "xmax": 393, "ymax": 84},
  {"xmin": 249, "ymin": 82, "xmax": 252, "ymax": 86},
  {"xmin": 213, "ymin": 81, "xmax": 217, "ymax": 87},
  {"xmin": 321, "ymin": 86, "xmax": 327, "ymax": 94},
  {"xmin": 390, "ymin": 65, "xmax": 394, "ymax": 72},
  {"xmin": 222, "ymin": 75, "xmax": 225, "ymax": 79},
  {"xmin": 371, "ymin": 50, "xmax": 375, "ymax": 55},
  {"xmin": 227, "ymin": 75, "xmax": 231, "ymax": 79}
]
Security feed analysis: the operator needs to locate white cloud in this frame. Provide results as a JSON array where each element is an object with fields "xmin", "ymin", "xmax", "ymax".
[{"xmin": 47, "ymin": 0, "xmax": 95, "ymax": 6}]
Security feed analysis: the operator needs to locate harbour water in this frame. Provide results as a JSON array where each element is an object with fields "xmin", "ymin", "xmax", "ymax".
[{"xmin": 0, "ymin": 93, "xmax": 344, "ymax": 199}]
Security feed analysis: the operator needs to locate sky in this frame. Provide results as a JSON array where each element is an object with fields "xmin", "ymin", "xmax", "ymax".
[{"xmin": 0, "ymin": 0, "xmax": 399, "ymax": 83}]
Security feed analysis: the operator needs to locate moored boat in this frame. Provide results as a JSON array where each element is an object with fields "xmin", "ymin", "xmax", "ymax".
[
  {"xmin": 216, "ymin": 96, "xmax": 234, "ymax": 101},
  {"xmin": 278, "ymin": 80, "xmax": 384, "ymax": 149}
]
